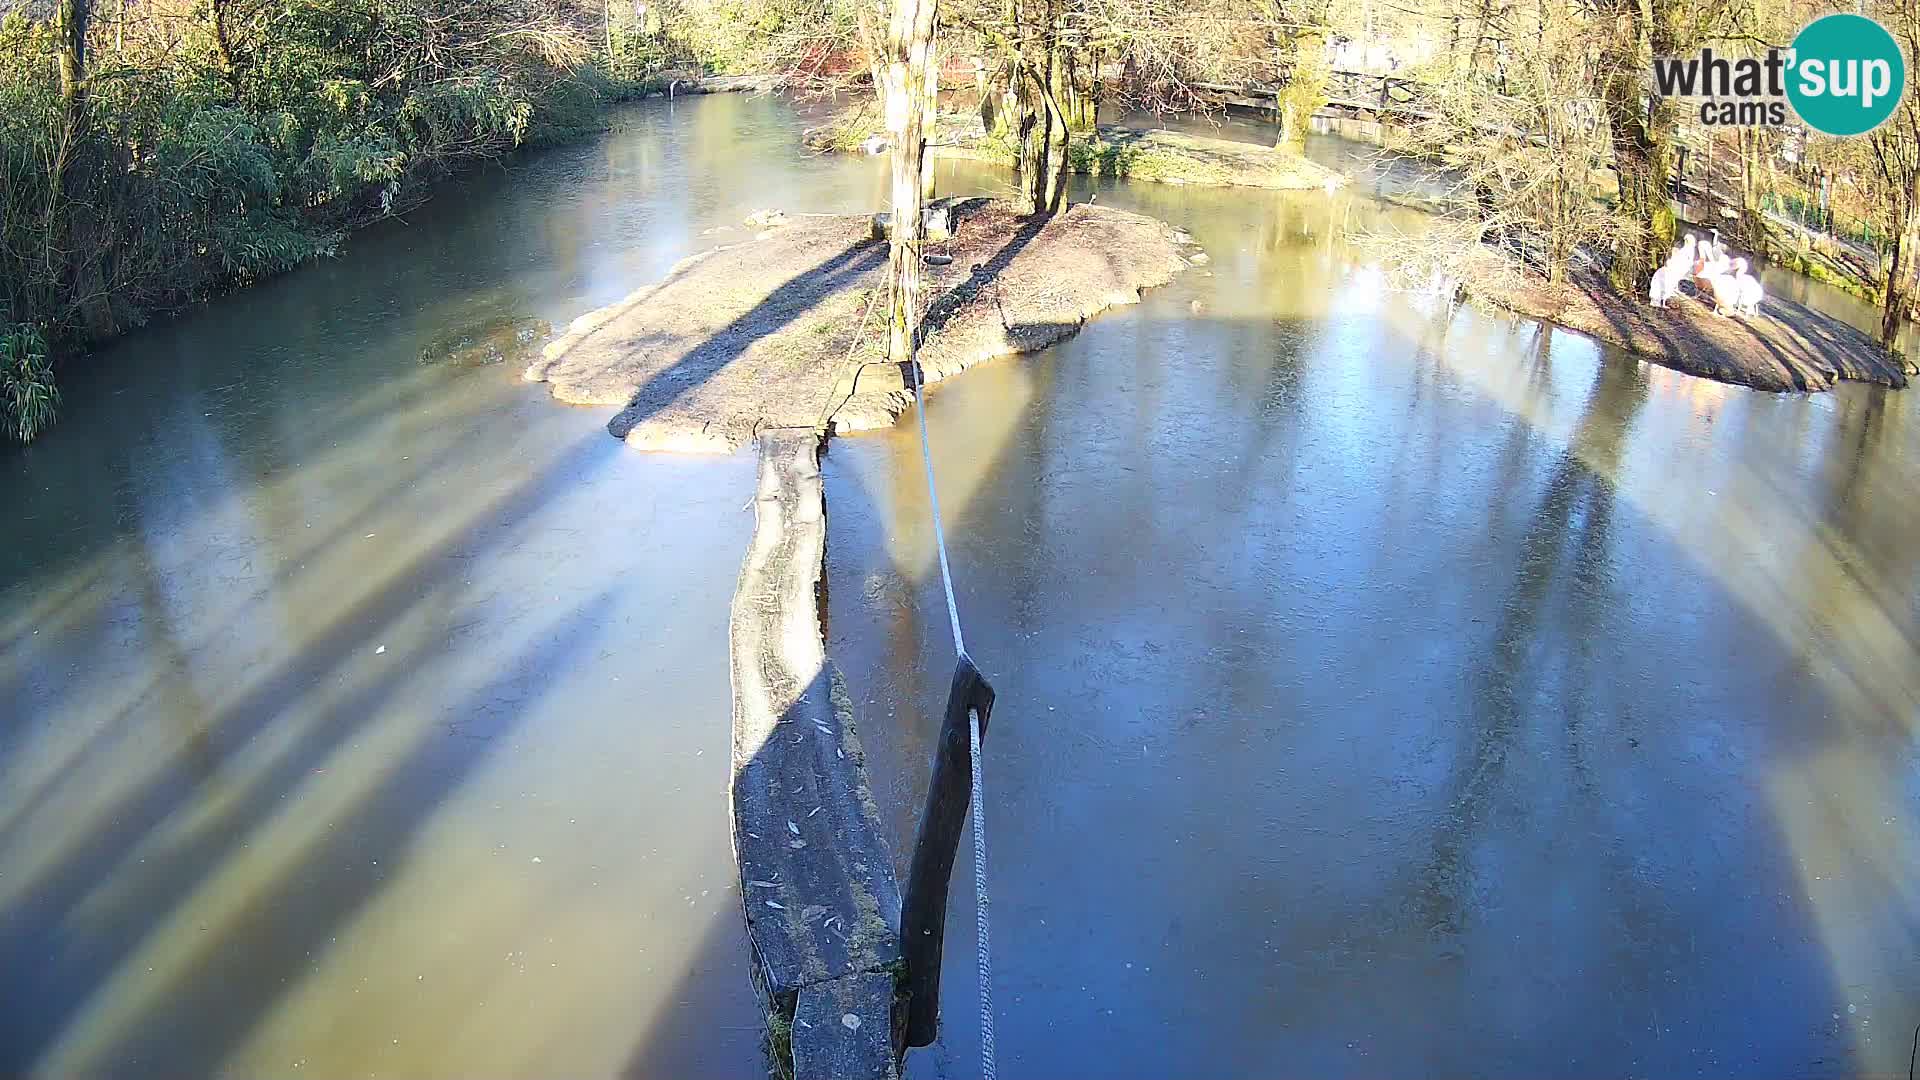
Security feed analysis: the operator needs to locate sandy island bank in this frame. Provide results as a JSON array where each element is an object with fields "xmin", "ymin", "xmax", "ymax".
[
  {"xmin": 1459, "ymin": 250, "xmax": 1911, "ymax": 394},
  {"xmin": 525, "ymin": 198, "xmax": 1195, "ymax": 450}
]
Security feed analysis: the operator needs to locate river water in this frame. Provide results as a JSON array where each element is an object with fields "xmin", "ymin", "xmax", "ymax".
[
  {"xmin": 3, "ymin": 93, "xmax": 1916, "ymax": 1078},
  {"xmin": 826, "ymin": 129, "xmax": 1920, "ymax": 1076},
  {"xmin": 0, "ymin": 93, "xmax": 872, "ymax": 1078}
]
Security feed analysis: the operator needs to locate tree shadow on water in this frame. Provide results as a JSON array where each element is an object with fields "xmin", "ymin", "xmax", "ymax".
[
  {"xmin": 98, "ymin": 594, "xmax": 613, "ymax": 1075},
  {"xmin": 617, "ymin": 886, "xmax": 778, "ymax": 1080},
  {"xmin": 806, "ymin": 309, "xmax": 1892, "ymax": 1078},
  {"xmin": 0, "ymin": 432, "xmax": 627, "ymax": 1077},
  {"xmin": 619, "ymin": 454, "xmax": 910, "ymax": 1080}
]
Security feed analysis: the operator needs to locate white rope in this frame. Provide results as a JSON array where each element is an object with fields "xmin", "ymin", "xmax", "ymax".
[
  {"xmin": 909, "ymin": 357, "xmax": 967, "ymax": 659},
  {"xmin": 907, "ymin": 351, "xmax": 994, "ymax": 1080},
  {"xmin": 967, "ymin": 705, "xmax": 995, "ymax": 1080}
]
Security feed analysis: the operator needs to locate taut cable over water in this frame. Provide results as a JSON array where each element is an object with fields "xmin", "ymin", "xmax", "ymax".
[{"xmin": 895, "ymin": 257, "xmax": 1001, "ymax": 1075}]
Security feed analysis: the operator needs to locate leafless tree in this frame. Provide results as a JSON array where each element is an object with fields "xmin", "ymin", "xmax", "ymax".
[
  {"xmin": 1397, "ymin": 0, "xmax": 1613, "ymax": 284},
  {"xmin": 884, "ymin": 0, "xmax": 938, "ymax": 363},
  {"xmin": 1868, "ymin": 0, "xmax": 1920, "ymax": 345}
]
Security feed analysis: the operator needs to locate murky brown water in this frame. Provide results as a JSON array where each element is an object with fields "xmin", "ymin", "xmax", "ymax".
[
  {"xmin": 5, "ymin": 93, "xmax": 1917, "ymax": 1078},
  {"xmin": 0, "ymin": 93, "xmax": 895, "ymax": 1079},
  {"xmin": 825, "ymin": 174, "xmax": 1920, "ymax": 1077}
]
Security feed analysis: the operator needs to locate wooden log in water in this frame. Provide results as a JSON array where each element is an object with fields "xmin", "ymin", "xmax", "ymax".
[
  {"xmin": 730, "ymin": 430, "xmax": 904, "ymax": 1079},
  {"xmin": 899, "ymin": 655, "xmax": 995, "ymax": 1048}
]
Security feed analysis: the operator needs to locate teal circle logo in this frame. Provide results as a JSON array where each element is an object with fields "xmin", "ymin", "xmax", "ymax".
[{"xmin": 1787, "ymin": 14, "xmax": 1906, "ymax": 136}]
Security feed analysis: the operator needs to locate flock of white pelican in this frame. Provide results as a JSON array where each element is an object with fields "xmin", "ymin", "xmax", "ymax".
[{"xmin": 1649, "ymin": 230, "xmax": 1764, "ymax": 318}]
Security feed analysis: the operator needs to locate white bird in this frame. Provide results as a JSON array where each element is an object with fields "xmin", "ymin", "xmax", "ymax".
[
  {"xmin": 1700, "ymin": 256, "xmax": 1739, "ymax": 315},
  {"xmin": 1688, "ymin": 233, "xmax": 1733, "ymax": 308},
  {"xmin": 1701, "ymin": 229, "xmax": 1726, "ymax": 266},
  {"xmin": 1649, "ymin": 264, "xmax": 1676, "ymax": 308},
  {"xmin": 1649, "ymin": 264, "xmax": 1679, "ymax": 308},
  {"xmin": 1728, "ymin": 258, "xmax": 1764, "ymax": 317},
  {"xmin": 1650, "ymin": 234, "xmax": 1697, "ymax": 308},
  {"xmin": 860, "ymin": 134, "xmax": 890, "ymax": 155}
]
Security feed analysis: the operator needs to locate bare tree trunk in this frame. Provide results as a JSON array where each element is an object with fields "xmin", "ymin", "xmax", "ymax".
[
  {"xmin": 922, "ymin": 38, "xmax": 939, "ymax": 201},
  {"xmin": 1883, "ymin": 230, "xmax": 1905, "ymax": 346},
  {"xmin": 1277, "ymin": 27, "xmax": 1326, "ymax": 154},
  {"xmin": 1060, "ymin": 48, "xmax": 1095, "ymax": 131},
  {"xmin": 1040, "ymin": 32, "xmax": 1069, "ymax": 210},
  {"xmin": 1548, "ymin": 173, "xmax": 1569, "ymax": 285},
  {"xmin": 1736, "ymin": 127, "xmax": 1768, "ymax": 247},
  {"xmin": 1536, "ymin": 0, "xmax": 1576, "ymax": 286},
  {"xmin": 210, "ymin": 0, "xmax": 240, "ymax": 87},
  {"xmin": 886, "ymin": 0, "xmax": 938, "ymax": 366},
  {"xmin": 1601, "ymin": 0, "xmax": 1673, "ymax": 294},
  {"xmin": 48, "ymin": 0, "xmax": 89, "ymax": 286},
  {"xmin": 57, "ymin": 0, "xmax": 87, "ymax": 119},
  {"xmin": 998, "ymin": 0, "xmax": 1069, "ymax": 214},
  {"xmin": 854, "ymin": 3, "xmax": 888, "ymax": 107},
  {"xmin": 1882, "ymin": 170, "xmax": 1919, "ymax": 346},
  {"xmin": 55, "ymin": 0, "xmax": 89, "ymax": 162},
  {"xmin": 1011, "ymin": 60, "xmax": 1042, "ymax": 214}
]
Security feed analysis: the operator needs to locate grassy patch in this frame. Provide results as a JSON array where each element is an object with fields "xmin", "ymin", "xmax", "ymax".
[
  {"xmin": 1765, "ymin": 245, "xmax": 1881, "ymax": 303},
  {"xmin": 1067, "ymin": 136, "xmax": 1142, "ymax": 177},
  {"xmin": 764, "ymin": 1007, "xmax": 795, "ymax": 1080},
  {"xmin": 1773, "ymin": 248, "xmax": 1878, "ymax": 300}
]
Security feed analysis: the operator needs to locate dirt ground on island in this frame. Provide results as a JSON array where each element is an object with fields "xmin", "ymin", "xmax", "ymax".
[
  {"xmin": 524, "ymin": 199, "xmax": 1194, "ymax": 451},
  {"xmin": 1463, "ymin": 251, "xmax": 1911, "ymax": 393}
]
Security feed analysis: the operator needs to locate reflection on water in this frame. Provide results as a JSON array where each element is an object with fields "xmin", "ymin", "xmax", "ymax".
[
  {"xmin": 0, "ymin": 93, "xmax": 910, "ymax": 1078},
  {"xmin": 827, "ymin": 178, "xmax": 1920, "ymax": 1077},
  {"xmin": 7, "ymin": 91, "xmax": 1916, "ymax": 1079}
]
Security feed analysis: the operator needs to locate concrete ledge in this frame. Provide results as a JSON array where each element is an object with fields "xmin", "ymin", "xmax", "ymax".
[{"xmin": 730, "ymin": 429, "xmax": 902, "ymax": 1079}]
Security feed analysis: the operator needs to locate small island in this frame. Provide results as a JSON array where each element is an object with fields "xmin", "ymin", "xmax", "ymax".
[
  {"xmin": 1456, "ymin": 248, "xmax": 1911, "ymax": 393},
  {"xmin": 525, "ymin": 198, "xmax": 1196, "ymax": 451}
]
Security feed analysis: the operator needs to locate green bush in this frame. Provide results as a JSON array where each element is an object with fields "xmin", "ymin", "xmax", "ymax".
[
  {"xmin": 663, "ymin": 0, "xmax": 849, "ymax": 75},
  {"xmin": 530, "ymin": 71, "xmax": 619, "ymax": 146},
  {"xmin": 0, "ymin": 0, "xmax": 637, "ymax": 441},
  {"xmin": 1068, "ymin": 137, "xmax": 1141, "ymax": 177},
  {"xmin": 1, "ymin": 324, "xmax": 57, "ymax": 444},
  {"xmin": 609, "ymin": 21, "xmax": 677, "ymax": 84}
]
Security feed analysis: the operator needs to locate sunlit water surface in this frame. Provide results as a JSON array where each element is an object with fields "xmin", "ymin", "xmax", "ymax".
[
  {"xmin": 826, "ymin": 157, "xmax": 1920, "ymax": 1078},
  {"xmin": 4, "ymin": 93, "xmax": 1916, "ymax": 1079},
  {"xmin": 0, "ymin": 92, "xmax": 901, "ymax": 1079}
]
